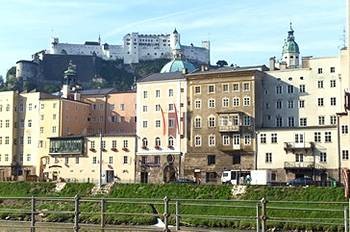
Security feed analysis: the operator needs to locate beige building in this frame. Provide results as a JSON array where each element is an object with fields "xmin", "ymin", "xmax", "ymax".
[
  {"xmin": 185, "ymin": 67, "xmax": 266, "ymax": 183},
  {"xmin": 136, "ymin": 72, "xmax": 188, "ymax": 183},
  {"xmin": 43, "ymin": 134, "xmax": 136, "ymax": 183}
]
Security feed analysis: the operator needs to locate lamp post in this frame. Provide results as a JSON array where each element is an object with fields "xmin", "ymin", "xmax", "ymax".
[{"xmin": 99, "ymin": 131, "xmax": 103, "ymax": 188}]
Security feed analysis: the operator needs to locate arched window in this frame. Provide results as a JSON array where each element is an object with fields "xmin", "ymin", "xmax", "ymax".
[
  {"xmin": 142, "ymin": 138, "xmax": 148, "ymax": 148},
  {"xmin": 194, "ymin": 116, "xmax": 201, "ymax": 128},
  {"xmin": 168, "ymin": 137, "xmax": 174, "ymax": 147},
  {"xmin": 155, "ymin": 137, "xmax": 161, "ymax": 147},
  {"xmin": 208, "ymin": 115, "xmax": 216, "ymax": 128},
  {"xmin": 194, "ymin": 135, "xmax": 201, "ymax": 147}
]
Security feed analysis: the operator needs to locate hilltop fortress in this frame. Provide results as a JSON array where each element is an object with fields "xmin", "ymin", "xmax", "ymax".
[{"xmin": 39, "ymin": 29, "xmax": 210, "ymax": 64}]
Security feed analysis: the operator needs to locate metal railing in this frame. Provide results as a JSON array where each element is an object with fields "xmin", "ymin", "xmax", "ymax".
[{"xmin": 0, "ymin": 196, "xmax": 347, "ymax": 231}]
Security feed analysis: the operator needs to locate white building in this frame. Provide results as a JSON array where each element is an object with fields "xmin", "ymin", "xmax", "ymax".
[{"xmin": 46, "ymin": 29, "xmax": 210, "ymax": 65}]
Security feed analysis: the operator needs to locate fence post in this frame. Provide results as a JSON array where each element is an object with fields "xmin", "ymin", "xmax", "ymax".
[
  {"xmin": 256, "ymin": 203, "xmax": 260, "ymax": 232},
  {"xmin": 74, "ymin": 195, "xmax": 80, "ymax": 232},
  {"xmin": 175, "ymin": 200, "xmax": 180, "ymax": 231},
  {"xmin": 163, "ymin": 196, "xmax": 170, "ymax": 232},
  {"xmin": 101, "ymin": 198, "xmax": 105, "ymax": 231},
  {"xmin": 30, "ymin": 196, "xmax": 36, "ymax": 232},
  {"xmin": 260, "ymin": 198, "xmax": 267, "ymax": 232},
  {"xmin": 345, "ymin": 206, "xmax": 349, "ymax": 232}
]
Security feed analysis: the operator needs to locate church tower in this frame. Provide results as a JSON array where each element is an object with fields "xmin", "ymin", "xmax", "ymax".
[
  {"xmin": 170, "ymin": 28, "xmax": 180, "ymax": 50},
  {"xmin": 281, "ymin": 23, "xmax": 300, "ymax": 68},
  {"xmin": 61, "ymin": 60, "xmax": 79, "ymax": 99}
]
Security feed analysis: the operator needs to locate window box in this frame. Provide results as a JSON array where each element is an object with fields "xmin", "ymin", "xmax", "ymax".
[
  {"xmin": 122, "ymin": 147, "xmax": 129, "ymax": 152},
  {"xmin": 111, "ymin": 147, "xmax": 118, "ymax": 152},
  {"xmin": 89, "ymin": 148, "xmax": 96, "ymax": 152},
  {"xmin": 102, "ymin": 148, "xmax": 107, "ymax": 152}
]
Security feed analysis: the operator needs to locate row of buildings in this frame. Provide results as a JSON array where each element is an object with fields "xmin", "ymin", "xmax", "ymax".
[{"xmin": 1, "ymin": 24, "xmax": 350, "ymax": 185}]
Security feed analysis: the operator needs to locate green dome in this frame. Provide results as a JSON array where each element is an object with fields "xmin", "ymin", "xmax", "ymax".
[
  {"xmin": 160, "ymin": 59, "xmax": 196, "ymax": 73},
  {"xmin": 282, "ymin": 40, "xmax": 299, "ymax": 54}
]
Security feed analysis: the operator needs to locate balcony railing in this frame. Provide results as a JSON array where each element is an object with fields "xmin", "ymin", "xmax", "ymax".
[
  {"xmin": 284, "ymin": 161, "xmax": 325, "ymax": 169},
  {"xmin": 219, "ymin": 125, "xmax": 240, "ymax": 132},
  {"xmin": 284, "ymin": 142, "xmax": 315, "ymax": 152},
  {"xmin": 218, "ymin": 144, "xmax": 254, "ymax": 152}
]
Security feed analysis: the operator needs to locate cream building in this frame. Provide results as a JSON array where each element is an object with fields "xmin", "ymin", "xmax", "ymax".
[{"xmin": 43, "ymin": 134, "xmax": 136, "ymax": 183}]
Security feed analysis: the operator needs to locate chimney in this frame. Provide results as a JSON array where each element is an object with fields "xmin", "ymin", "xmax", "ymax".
[
  {"xmin": 201, "ymin": 64, "xmax": 209, "ymax": 72},
  {"xmin": 269, "ymin": 57, "xmax": 276, "ymax": 71}
]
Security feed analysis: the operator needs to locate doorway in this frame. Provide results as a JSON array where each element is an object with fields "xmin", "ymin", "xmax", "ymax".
[
  {"xmin": 106, "ymin": 170, "xmax": 114, "ymax": 183},
  {"xmin": 141, "ymin": 172, "xmax": 148, "ymax": 183}
]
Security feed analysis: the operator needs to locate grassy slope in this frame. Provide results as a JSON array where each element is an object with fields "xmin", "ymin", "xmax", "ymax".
[{"xmin": 0, "ymin": 182, "xmax": 346, "ymax": 230}]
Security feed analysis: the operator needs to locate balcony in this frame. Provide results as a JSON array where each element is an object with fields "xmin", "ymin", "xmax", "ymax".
[
  {"xmin": 218, "ymin": 144, "xmax": 254, "ymax": 153},
  {"xmin": 284, "ymin": 142, "xmax": 315, "ymax": 153},
  {"xmin": 219, "ymin": 125, "xmax": 240, "ymax": 132},
  {"xmin": 284, "ymin": 161, "xmax": 325, "ymax": 170},
  {"xmin": 49, "ymin": 137, "xmax": 84, "ymax": 155}
]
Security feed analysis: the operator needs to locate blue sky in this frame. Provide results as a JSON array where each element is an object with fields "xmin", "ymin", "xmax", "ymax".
[{"xmin": 0, "ymin": 0, "xmax": 346, "ymax": 78}]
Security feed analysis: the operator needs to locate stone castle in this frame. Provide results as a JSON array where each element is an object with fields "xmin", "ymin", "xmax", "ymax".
[{"xmin": 40, "ymin": 29, "xmax": 210, "ymax": 64}]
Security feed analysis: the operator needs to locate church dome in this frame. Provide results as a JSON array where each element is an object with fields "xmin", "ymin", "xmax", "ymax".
[
  {"xmin": 282, "ymin": 40, "xmax": 299, "ymax": 54},
  {"xmin": 160, "ymin": 59, "xmax": 196, "ymax": 73}
]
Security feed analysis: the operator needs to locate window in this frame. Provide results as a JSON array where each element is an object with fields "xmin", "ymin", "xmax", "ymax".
[
  {"xmin": 208, "ymin": 116, "xmax": 215, "ymax": 127},
  {"xmin": 92, "ymin": 156, "xmax": 97, "ymax": 164},
  {"xmin": 223, "ymin": 84, "xmax": 229, "ymax": 92},
  {"xmin": 143, "ymin": 91, "xmax": 148, "ymax": 98},
  {"xmin": 28, "ymin": 103, "xmax": 32, "ymax": 111},
  {"xmin": 276, "ymin": 86, "xmax": 282, "ymax": 94},
  {"xmin": 108, "ymin": 156, "xmax": 113, "ymax": 164},
  {"xmin": 168, "ymin": 104, "xmax": 174, "ymax": 111},
  {"xmin": 90, "ymin": 141, "xmax": 95, "ymax": 149},
  {"xmin": 156, "ymin": 90, "xmax": 160, "ymax": 97},
  {"xmin": 5, "ymin": 137, "xmax": 9, "ymax": 144},
  {"xmin": 155, "ymin": 120, "xmax": 161, "ymax": 128},
  {"xmin": 28, "ymin": 120, "xmax": 32, "ymax": 127},
  {"xmin": 194, "ymin": 117, "xmax": 201, "ymax": 128},
  {"xmin": 330, "ymin": 67, "xmax": 335, "ymax": 73},
  {"xmin": 5, "ymin": 120, "xmax": 9, "ymax": 128},
  {"xmin": 318, "ymin": 116, "xmax": 325, "ymax": 125},
  {"xmin": 243, "ymin": 115, "xmax": 250, "ymax": 126},
  {"xmin": 194, "ymin": 100, "xmax": 201, "ymax": 109},
  {"xmin": 120, "ymin": 104, "xmax": 125, "ymax": 111},
  {"xmin": 233, "ymin": 155, "xmax": 241, "ymax": 165},
  {"xmin": 325, "ymin": 132, "xmax": 332, "ymax": 142},
  {"xmin": 271, "ymin": 133, "xmax": 277, "ymax": 143},
  {"xmin": 276, "ymin": 100, "xmax": 282, "ymax": 109},
  {"xmin": 299, "ymin": 85, "xmax": 305, "ymax": 93},
  {"xmin": 194, "ymin": 135, "xmax": 201, "ymax": 147},
  {"xmin": 154, "ymin": 156, "xmax": 160, "ymax": 164},
  {"xmin": 208, "ymin": 99, "xmax": 215, "ymax": 108},
  {"xmin": 223, "ymin": 135, "xmax": 230, "ymax": 145},
  {"xmin": 276, "ymin": 116, "xmax": 282, "ymax": 127},
  {"xmin": 194, "ymin": 86, "xmax": 201, "ymax": 94},
  {"xmin": 0, "ymin": 137, "xmax": 2, "ymax": 145},
  {"xmin": 288, "ymin": 117, "xmax": 295, "ymax": 127},
  {"xmin": 208, "ymin": 85, "xmax": 215, "ymax": 93},
  {"xmin": 207, "ymin": 155, "xmax": 216, "ymax": 165},
  {"xmin": 330, "ymin": 115, "xmax": 337, "ymax": 125},
  {"xmin": 294, "ymin": 134, "xmax": 304, "ymax": 143},
  {"xmin": 318, "ymin": 68, "xmax": 323, "ymax": 74},
  {"xmin": 76, "ymin": 157, "xmax": 79, "ymax": 164},
  {"xmin": 101, "ymin": 140, "xmax": 106, "ymax": 150},
  {"xmin": 123, "ymin": 140, "xmax": 128, "ymax": 148},
  {"xmin": 27, "ymin": 136, "xmax": 31, "ymax": 145},
  {"xmin": 233, "ymin": 134, "xmax": 240, "ymax": 145},
  {"xmin": 243, "ymin": 97, "xmax": 250, "ymax": 106},
  {"xmin": 287, "ymin": 100, "xmax": 294, "ymax": 108},
  {"xmin": 342, "ymin": 125, "xmax": 349, "ymax": 134},
  {"xmin": 142, "ymin": 105, "xmax": 148, "ymax": 112},
  {"xmin": 155, "ymin": 104, "xmax": 161, "ymax": 111},
  {"xmin": 155, "ymin": 137, "xmax": 161, "ymax": 147},
  {"xmin": 233, "ymin": 83, "xmax": 239, "ymax": 92},
  {"xmin": 330, "ymin": 97, "xmax": 336, "ymax": 106},
  {"xmin": 208, "ymin": 135, "xmax": 215, "ymax": 146},
  {"xmin": 295, "ymin": 153, "xmax": 304, "ymax": 162},
  {"xmin": 141, "ymin": 156, "xmax": 147, "ymax": 164},
  {"xmin": 142, "ymin": 121, "xmax": 148, "ymax": 128},
  {"xmin": 243, "ymin": 82, "xmax": 250, "ymax": 91},
  {"xmin": 244, "ymin": 134, "xmax": 251, "ymax": 145},
  {"xmin": 318, "ymin": 80, "xmax": 324, "ymax": 88},
  {"xmin": 52, "ymin": 126, "xmax": 56, "ymax": 133},
  {"xmin": 314, "ymin": 132, "xmax": 321, "ymax": 142},
  {"xmin": 168, "ymin": 89, "xmax": 173, "ymax": 97},
  {"xmin": 342, "ymin": 150, "xmax": 349, "ymax": 160},
  {"xmin": 0, "ymin": 120, "xmax": 2, "ymax": 128},
  {"xmin": 265, "ymin": 153, "xmax": 272, "ymax": 163},
  {"xmin": 260, "ymin": 134, "xmax": 266, "ymax": 144},
  {"xmin": 168, "ymin": 119, "xmax": 174, "ymax": 128},
  {"xmin": 41, "ymin": 115, "xmax": 44, "ymax": 120},
  {"xmin": 112, "ymin": 140, "xmax": 117, "ymax": 149},
  {"xmin": 222, "ymin": 98, "xmax": 229, "ymax": 107},
  {"xmin": 330, "ymin": 80, "xmax": 336, "ymax": 87},
  {"xmin": 320, "ymin": 152, "xmax": 327, "ymax": 162},
  {"xmin": 299, "ymin": 100, "xmax": 305, "ymax": 108},
  {"xmin": 287, "ymin": 85, "xmax": 294, "ymax": 93},
  {"xmin": 300, "ymin": 118, "xmax": 307, "ymax": 127},
  {"xmin": 26, "ymin": 154, "xmax": 31, "ymax": 162},
  {"xmin": 168, "ymin": 137, "xmax": 174, "ymax": 147},
  {"xmin": 233, "ymin": 97, "xmax": 240, "ymax": 107}
]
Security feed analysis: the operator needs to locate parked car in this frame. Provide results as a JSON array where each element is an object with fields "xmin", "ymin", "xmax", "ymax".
[
  {"xmin": 287, "ymin": 177, "xmax": 314, "ymax": 186},
  {"xmin": 171, "ymin": 178, "xmax": 196, "ymax": 184}
]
